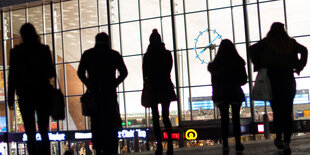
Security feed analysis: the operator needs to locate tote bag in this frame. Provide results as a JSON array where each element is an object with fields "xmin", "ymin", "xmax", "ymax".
[
  {"xmin": 50, "ymin": 88, "xmax": 65, "ymax": 120},
  {"xmin": 141, "ymin": 81, "xmax": 153, "ymax": 108},
  {"xmin": 80, "ymin": 89, "xmax": 97, "ymax": 116},
  {"xmin": 252, "ymin": 68, "xmax": 272, "ymax": 101}
]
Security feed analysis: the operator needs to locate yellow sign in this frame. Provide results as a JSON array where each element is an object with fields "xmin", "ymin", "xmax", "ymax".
[
  {"xmin": 185, "ymin": 129, "xmax": 197, "ymax": 140},
  {"xmin": 304, "ymin": 110, "xmax": 310, "ymax": 117}
]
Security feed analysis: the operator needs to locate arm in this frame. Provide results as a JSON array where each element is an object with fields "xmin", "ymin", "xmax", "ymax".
[
  {"xmin": 8, "ymin": 49, "xmax": 17, "ymax": 110},
  {"xmin": 142, "ymin": 55, "xmax": 147, "ymax": 81},
  {"xmin": 295, "ymin": 41, "xmax": 308, "ymax": 75},
  {"xmin": 115, "ymin": 55, "xmax": 128, "ymax": 87},
  {"xmin": 45, "ymin": 46, "xmax": 56, "ymax": 85},
  {"xmin": 77, "ymin": 54, "xmax": 88, "ymax": 86}
]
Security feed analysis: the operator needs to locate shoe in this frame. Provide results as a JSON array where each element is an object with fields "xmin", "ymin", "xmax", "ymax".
[
  {"xmin": 274, "ymin": 139, "xmax": 284, "ymax": 149},
  {"xmin": 235, "ymin": 144, "xmax": 244, "ymax": 153},
  {"xmin": 283, "ymin": 142, "xmax": 291, "ymax": 155}
]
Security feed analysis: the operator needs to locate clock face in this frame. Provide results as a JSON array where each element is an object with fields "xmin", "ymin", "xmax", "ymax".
[{"xmin": 194, "ymin": 28, "xmax": 222, "ymax": 64}]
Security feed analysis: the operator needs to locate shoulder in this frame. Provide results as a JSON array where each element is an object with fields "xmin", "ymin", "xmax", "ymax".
[
  {"xmin": 82, "ymin": 48, "xmax": 95, "ymax": 57},
  {"xmin": 109, "ymin": 49, "xmax": 123, "ymax": 61}
]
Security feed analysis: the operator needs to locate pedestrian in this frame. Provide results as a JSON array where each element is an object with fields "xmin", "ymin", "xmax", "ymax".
[
  {"xmin": 208, "ymin": 39, "xmax": 247, "ymax": 154},
  {"xmin": 77, "ymin": 32, "xmax": 128, "ymax": 155},
  {"xmin": 249, "ymin": 22, "xmax": 308, "ymax": 154},
  {"xmin": 142, "ymin": 29, "xmax": 177, "ymax": 155}
]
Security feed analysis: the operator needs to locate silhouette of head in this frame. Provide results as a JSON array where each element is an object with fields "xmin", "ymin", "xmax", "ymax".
[
  {"xmin": 211, "ymin": 39, "xmax": 244, "ymax": 66},
  {"xmin": 266, "ymin": 22, "xmax": 293, "ymax": 54},
  {"xmin": 267, "ymin": 22, "xmax": 288, "ymax": 39},
  {"xmin": 95, "ymin": 32, "xmax": 110, "ymax": 48},
  {"xmin": 20, "ymin": 23, "xmax": 40, "ymax": 43},
  {"xmin": 149, "ymin": 29, "xmax": 161, "ymax": 44}
]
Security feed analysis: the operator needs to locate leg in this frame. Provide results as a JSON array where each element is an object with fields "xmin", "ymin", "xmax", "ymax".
[
  {"xmin": 231, "ymin": 103, "xmax": 244, "ymax": 152},
  {"xmin": 91, "ymin": 115, "xmax": 103, "ymax": 155},
  {"xmin": 231, "ymin": 103, "xmax": 241, "ymax": 144},
  {"xmin": 270, "ymin": 100, "xmax": 284, "ymax": 149},
  {"xmin": 218, "ymin": 103, "xmax": 229, "ymax": 148},
  {"xmin": 19, "ymin": 101, "xmax": 37, "ymax": 155},
  {"xmin": 102, "ymin": 128, "xmax": 119, "ymax": 155},
  {"xmin": 151, "ymin": 104, "xmax": 162, "ymax": 154},
  {"xmin": 37, "ymin": 107, "xmax": 51, "ymax": 155},
  {"xmin": 162, "ymin": 102, "xmax": 173, "ymax": 154}
]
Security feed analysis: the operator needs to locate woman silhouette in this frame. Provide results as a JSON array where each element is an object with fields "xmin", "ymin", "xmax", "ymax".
[
  {"xmin": 8, "ymin": 23, "xmax": 56, "ymax": 155},
  {"xmin": 250, "ymin": 22, "xmax": 308, "ymax": 154},
  {"xmin": 208, "ymin": 39, "xmax": 247, "ymax": 154},
  {"xmin": 142, "ymin": 29, "xmax": 177, "ymax": 155}
]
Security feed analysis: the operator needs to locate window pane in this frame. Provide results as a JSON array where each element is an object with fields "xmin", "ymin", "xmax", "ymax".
[
  {"xmin": 259, "ymin": 1, "xmax": 285, "ymax": 37},
  {"xmin": 28, "ymin": 6, "xmax": 43, "ymax": 34},
  {"xmin": 209, "ymin": 8, "xmax": 234, "ymax": 42},
  {"xmin": 247, "ymin": 3, "xmax": 261, "ymax": 41},
  {"xmin": 66, "ymin": 62, "xmax": 83, "ymax": 96},
  {"xmin": 185, "ymin": 12, "xmax": 208, "ymax": 50},
  {"xmin": 109, "ymin": 0, "xmax": 118, "ymax": 24},
  {"xmin": 62, "ymin": 0, "xmax": 79, "ymax": 31},
  {"xmin": 63, "ymin": 30, "xmax": 81, "ymax": 62},
  {"xmin": 125, "ymin": 92, "xmax": 145, "ymax": 128},
  {"xmin": 67, "ymin": 96, "xmax": 85, "ymax": 130},
  {"xmin": 120, "ymin": 22, "xmax": 141, "ymax": 56},
  {"xmin": 123, "ymin": 56, "xmax": 143, "ymax": 91},
  {"xmin": 185, "ymin": 0, "xmax": 206, "ymax": 12},
  {"xmin": 140, "ymin": 0, "xmax": 160, "ymax": 19},
  {"xmin": 286, "ymin": 0, "xmax": 310, "ymax": 37},
  {"xmin": 119, "ymin": 0, "xmax": 139, "ymax": 22},
  {"xmin": 81, "ymin": 28, "xmax": 97, "ymax": 52},
  {"xmin": 141, "ymin": 19, "xmax": 161, "ymax": 53},
  {"xmin": 232, "ymin": 6, "xmax": 246, "ymax": 43},
  {"xmin": 44, "ymin": 4, "xmax": 52, "ymax": 33},
  {"xmin": 80, "ymin": 0, "xmax": 98, "ymax": 28},
  {"xmin": 188, "ymin": 49, "xmax": 211, "ymax": 86},
  {"xmin": 208, "ymin": 0, "xmax": 231, "ymax": 9},
  {"xmin": 12, "ymin": 9, "xmax": 26, "ymax": 38}
]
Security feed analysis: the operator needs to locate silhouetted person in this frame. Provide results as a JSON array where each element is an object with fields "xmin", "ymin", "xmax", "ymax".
[
  {"xmin": 77, "ymin": 32, "xmax": 127, "ymax": 155},
  {"xmin": 142, "ymin": 29, "xmax": 177, "ymax": 155},
  {"xmin": 208, "ymin": 39, "xmax": 247, "ymax": 154},
  {"xmin": 249, "ymin": 22, "xmax": 307, "ymax": 154},
  {"xmin": 8, "ymin": 23, "xmax": 55, "ymax": 155}
]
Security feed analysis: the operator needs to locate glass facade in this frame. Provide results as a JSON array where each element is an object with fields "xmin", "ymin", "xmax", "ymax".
[{"xmin": 0, "ymin": 0, "xmax": 310, "ymax": 154}]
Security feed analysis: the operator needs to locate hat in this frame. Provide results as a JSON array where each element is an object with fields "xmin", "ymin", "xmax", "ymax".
[{"xmin": 149, "ymin": 29, "xmax": 161, "ymax": 44}]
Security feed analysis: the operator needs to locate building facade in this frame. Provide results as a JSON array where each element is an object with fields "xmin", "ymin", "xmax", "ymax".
[{"xmin": 0, "ymin": 0, "xmax": 310, "ymax": 154}]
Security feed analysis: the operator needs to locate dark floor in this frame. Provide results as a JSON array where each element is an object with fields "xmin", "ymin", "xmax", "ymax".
[{"xmin": 124, "ymin": 135, "xmax": 310, "ymax": 155}]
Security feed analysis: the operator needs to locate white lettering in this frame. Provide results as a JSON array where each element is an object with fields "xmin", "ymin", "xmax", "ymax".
[{"xmin": 75, "ymin": 132, "xmax": 92, "ymax": 139}]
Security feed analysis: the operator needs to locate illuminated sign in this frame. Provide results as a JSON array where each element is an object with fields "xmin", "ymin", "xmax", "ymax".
[
  {"xmin": 257, "ymin": 124, "xmax": 264, "ymax": 133},
  {"xmin": 75, "ymin": 132, "xmax": 92, "ymax": 139},
  {"xmin": 22, "ymin": 132, "xmax": 66, "ymax": 142},
  {"xmin": 185, "ymin": 129, "xmax": 197, "ymax": 140},
  {"xmin": 163, "ymin": 132, "xmax": 180, "ymax": 140},
  {"xmin": 117, "ymin": 129, "xmax": 147, "ymax": 139}
]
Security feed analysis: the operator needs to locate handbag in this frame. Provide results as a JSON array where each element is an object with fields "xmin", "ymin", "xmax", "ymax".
[
  {"xmin": 80, "ymin": 89, "xmax": 97, "ymax": 116},
  {"xmin": 50, "ymin": 88, "xmax": 65, "ymax": 120},
  {"xmin": 141, "ymin": 81, "xmax": 153, "ymax": 108},
  {"xmin": 252, "ymin": 68, "xmax": 273, "ymax": 100}
]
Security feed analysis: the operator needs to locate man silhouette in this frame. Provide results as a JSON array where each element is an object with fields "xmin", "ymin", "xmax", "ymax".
[{"xmin": 78, "ymin": 32, "xmax": 128, "ymax": 155}]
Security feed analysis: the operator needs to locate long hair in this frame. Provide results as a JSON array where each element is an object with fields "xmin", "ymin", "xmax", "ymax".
[
  {"xmin": 210, "ymin": 39, "xmax": 245, "ymax": 68},
  {"xmin": 265, "ymin": 22, "xmax": 293, "ymax": 55},
  {"xmin": 20, "ymin": 23, "xmax": 40, "ymax": 44}
]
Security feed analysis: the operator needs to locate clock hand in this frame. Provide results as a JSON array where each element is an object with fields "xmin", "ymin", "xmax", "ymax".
[{"xmin": 200, "ymin": 34, "xmax": 222, "ymax": 54}]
